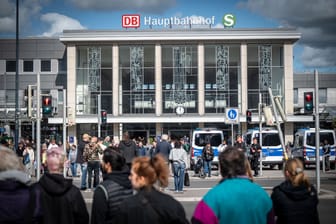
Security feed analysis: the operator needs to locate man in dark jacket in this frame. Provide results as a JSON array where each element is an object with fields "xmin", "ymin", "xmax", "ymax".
[
  {"xmin": 0, "ymin": 148, "xmax": 42, "ymax": 223},
  {"xmin": 91, "ymin": 148, "xmax": 133, "ymax": 224},
  {"xmin": 118, "ymin": 132, "xmax": 137, "ymax": 170},
  {"xmin": 156, "ymin": 134, "xmax": 172, "ymax": 162},
  {"xmin": 37, "ymin": 147, "xmax": 89, "ymax": 224},
  {"xmin": 76, "ymin": 133, "xmax": 90, "ymax": 190}
]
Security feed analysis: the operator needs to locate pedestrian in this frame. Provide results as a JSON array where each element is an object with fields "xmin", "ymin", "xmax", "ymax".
[
  {"xmin": 84, "ymin": 136, "xmax": 103, "ymax": 191},
  {"xmin": 234, "ymin": 134, "xmax": 247, "ymax": 152},
  {"xmin": 16, "ymin": 141, "xmax": 25, "ymax": 163},
  {"xmin": 137, "ymin": 140, "xmax": 147, "ymax": 157},
  {"xmin": 169, "ymin": 140, "xmax": 189, "ymax": 193},
  {"xmin": 76, "ymin": 133, "xmax": 90, "ymax": 190},
  {"xmin": 202, "ymin": 143, "xmax": 214, "ymax": 177},
  {"xmin": 91, "ymin": 148, "xmax": 133, "ymax": 224},
  {"xmin": 0, "ymin": 148, "xmax": 42, "ymax": 223},
  {"xmin": 218, "ymin": 139, "xmax": 228, "ymax": 153},
  {"xmin": 250, "ymin": 137, "xmax": 261, "ymax": 176},
  {"xmin": 112, "ymin": 154, "xmax": 189, "ymax": 224},
  {"xmin": 24, "ymin": 142, "xmax": 35, "ymax": 177},
  {"xmin": 156, "ymin": 134, "xmax": 172, "ymax": 162},
  {"xmin": 36, "ymin": 146, "xmax": 89, "ymax": 224},
  {"xmin": 192, "ymin": 146, "xmax": 274, "ymax": 224},
  {"xmin": 322, "ymin": 139, "xmax": 330, "ymax": 171},
  {"xmin": 47, "ymin": 138, "xmax": 59, "ymax": 150},
  {"xmin": 118, "ymin": 131, "xmax": 138, "ymax": 170},
  {"xmin": 68, "ymin": 144, "xmax": 78, "ymax": 177},
  {"xmin": 271, "ymin": 158, "xmax": 319, "ymax": 224},
  {"xmin": 41, "ymin": 143, "xmax": 48, "ymax": 174}
]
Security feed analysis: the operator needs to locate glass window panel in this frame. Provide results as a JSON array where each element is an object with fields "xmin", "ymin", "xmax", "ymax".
[
  {"xmin": 41, "ymin": 60, "xmax": 51, "ymax": 72},
  {"xmin": 23, "ymin": 60, "xmax": 33, "ymax": 72},
  {"xmin": 101, "ymin": 46, "xmax": 112, "ymax": 68},
  {"xmin": 319, "ymin": 88, "xmax": 327, "ymax": 103},
  {"xmin": 6, "ymin": 60, "xmax": 16, "ymax": 72}
]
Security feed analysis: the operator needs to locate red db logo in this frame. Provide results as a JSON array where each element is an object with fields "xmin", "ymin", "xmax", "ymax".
[{"xmin": 122, "ymin": 14, "xmax": 140, "ymax": 28}]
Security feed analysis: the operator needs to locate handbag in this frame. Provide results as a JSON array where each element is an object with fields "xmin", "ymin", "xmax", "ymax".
[
  {"xmin": 23, "ymin": 153, "xmax": 30, "ymax": 165},
  {"xmin": 184, "ymin": 172, "xmax": 190, "ymax": 186}
]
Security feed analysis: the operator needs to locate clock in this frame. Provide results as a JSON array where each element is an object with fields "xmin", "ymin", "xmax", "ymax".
[{"xmin": 175, "ymin": 106, "xmax": 185, "ymax": 115}]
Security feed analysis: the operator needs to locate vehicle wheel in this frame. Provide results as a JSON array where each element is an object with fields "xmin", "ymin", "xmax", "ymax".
[
  {"xmin": 330, "ymin": 162, "xmax": 335, "ymax": 170},
  {"xmin": 278, "ymin": 163, "xmax": 283, "ymax": 170}
]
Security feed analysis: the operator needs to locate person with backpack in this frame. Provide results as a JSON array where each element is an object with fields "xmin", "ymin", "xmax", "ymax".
[
  {"xmin": 36, "ymin": 146, "xmax": 89, "ymax": 224},
  {"xmin": 91, "ymin": 148, "xmax": 133, "ymax": 224}
]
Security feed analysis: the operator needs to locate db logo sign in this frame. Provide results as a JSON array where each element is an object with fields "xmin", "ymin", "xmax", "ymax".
[{"xmin": 122, "ymin": 14, "xmax": 140, "ymax": 28}]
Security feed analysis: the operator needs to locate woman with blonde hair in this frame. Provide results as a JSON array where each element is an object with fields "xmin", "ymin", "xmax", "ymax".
[
  {"xmin": 271, "ymin": 158, "xmax": 319, "ymax": 224},
  {"xmin": 113, "ymin": 154, "xmax": 189, "ymax": 224}
]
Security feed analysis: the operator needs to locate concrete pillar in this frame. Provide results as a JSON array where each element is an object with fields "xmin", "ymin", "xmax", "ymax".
[
  {"xmin": 67, "ymin": 45, "xmax": 77, "ymax": 138},
  {"xmin": 198, "ymin": 43, "xmax": 205, "ymax": 116},
  {"xmin": 155, "ymin": 43, "xmax": 162, "ymax": 116}
]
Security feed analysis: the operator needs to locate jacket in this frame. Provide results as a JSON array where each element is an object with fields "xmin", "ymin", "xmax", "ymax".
[
  {"xmin": 156, "ymin": 140, "xmax": 172, "ymax": 161},
  {"xmin": 76, "ymin": 140, "xmax": 89, "ymax": 164},
  {"xmin": 192, "ymin": 177, "xmax": 274, "ymax": 224},
  {"xmin": 113, "ymin": 187, "xmax": 189, "ymax": 224},
  {"xmin": 37, "ymin": 173, "xmax": 89, "ymax": 224},
  {"xmin": 271, "ymin": 180, "xmax": 319, "ymax": 224},
  {"xmin": 91, "ymin": 170, "xmax": 133, "ymax": 224},
  {"xmin": 0, "ymin": 170, "xmax": 42, "ymax": 224},
  {"xmin": 119, "ymin": 140, "xmax": 137, "ymax": 164}
]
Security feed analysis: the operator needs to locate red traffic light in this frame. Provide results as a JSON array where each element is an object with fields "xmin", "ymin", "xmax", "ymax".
[
  {"xmin": 305, "ymin": 93, "xmax": 312, "ymax": 101},
  {"xmin": 43, "ymin": 96, "xmax": 52, "ymax": 106}
]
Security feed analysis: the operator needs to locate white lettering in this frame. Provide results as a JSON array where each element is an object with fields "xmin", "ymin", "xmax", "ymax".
[{"xmin": 223, "ymin": 14, "xmax": 235, "ymax": 27}]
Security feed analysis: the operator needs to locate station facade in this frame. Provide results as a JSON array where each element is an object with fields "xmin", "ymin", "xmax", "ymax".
[{"xmin": 1, "ymin": 28, "xmax": 316, "ymax": 143}]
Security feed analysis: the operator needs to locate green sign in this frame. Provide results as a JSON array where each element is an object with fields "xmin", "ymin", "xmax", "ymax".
[{"xmin": 222, "ymin": 13, "xmax": 236, "ymax": 27}]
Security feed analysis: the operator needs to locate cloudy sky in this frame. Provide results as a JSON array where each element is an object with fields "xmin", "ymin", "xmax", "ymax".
[{"xmin": 0, "ymin": 0, "xmax": 335, "ymax": 72}]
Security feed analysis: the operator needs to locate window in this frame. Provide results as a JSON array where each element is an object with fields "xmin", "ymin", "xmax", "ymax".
[
  {"xmin": 6, "ymin": 60, "xmax": 16, "ymax": 72},
  {"xmin": 41, "ymin": 60, "xmax": 51, "ymax": 72},
  {"xmin": 293, "ymin": 88, "xmax": 298, "ymax": 104},
  {"xmin": 319, "ymin": 88, "xmax": 327, "ymax": 104},
  {"xmin": 23, "ymin": 60, "xmax": 33, "ymax": 72}
]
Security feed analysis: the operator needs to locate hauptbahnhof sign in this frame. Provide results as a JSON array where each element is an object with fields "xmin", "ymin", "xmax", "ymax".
[{"xmin": 122, "ymin": 14, "xmax": 236, "ymax": 28}]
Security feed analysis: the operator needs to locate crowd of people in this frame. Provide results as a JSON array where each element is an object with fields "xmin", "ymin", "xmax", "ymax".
[{"xmin": 0, "ymin": 132, "xmax": 320, "ymax": 224}]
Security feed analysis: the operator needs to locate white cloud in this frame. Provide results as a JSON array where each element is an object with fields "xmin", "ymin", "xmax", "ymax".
[
  {"xmin": 40, "ymin": 13, "xmax": 86, "ymax": 37},
  {"xmin": 68, "ymin": 0, "xmax": 176, "ymax": 13},
  {"xmin": 238, "ymin": 0, "xmax": 336, "ymax": 69}
]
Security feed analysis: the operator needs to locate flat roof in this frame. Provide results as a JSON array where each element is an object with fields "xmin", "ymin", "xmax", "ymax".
[{"xmin": 60, "ymin": 28, "xmax": 301, "ymax": 43}]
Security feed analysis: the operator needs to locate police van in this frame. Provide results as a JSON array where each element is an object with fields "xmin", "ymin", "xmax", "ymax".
[
  {"xmin": 190, "ymin": 128, "xmax": 224, "ymax": 170},
  {"xmin": 291, "ymin": 128, "xmax": 335, "ymax": 169},
  {"xmin": 244, "ymin": 128, "xmax": 284, "ymax": 170}
]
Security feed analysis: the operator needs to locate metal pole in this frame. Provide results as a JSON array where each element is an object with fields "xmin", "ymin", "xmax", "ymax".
[
  {"xmin": 231, "ymin": 123, "xmax": 234, "ymax": 146},
  {"xmin": 98, "ymin": 94, "xmax": 101, "ymax": 138},
  {"xmin": 63, "ymin": 89, "xmax": 67, "ymax": 177},
  {"xmin": 268, "ymin": 88, "xmax": 287, "ymax": 161},
  {"xmin": 14, "ymin": 0, "xmax": 19, "ymax": 152},
  {"xmin": 36, "ymin": 72, "xmax": 41, "ymax": 180},
  {"xmin": 314, "ymin": 69, "xmax": 320, "ymax": 193},
  {"xmin": 259, "ymin": 93, "xmax": 263, "ymax": 176}
]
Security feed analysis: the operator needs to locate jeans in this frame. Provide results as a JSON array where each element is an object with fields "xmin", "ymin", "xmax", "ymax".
[
  {"xmin": 70, "ymin": 162, "xmax": 78, "ymax": 177},
  {"xmin": 173, "ymin": 161, "xmax": 186, "ymax": 191},
  {"xmin": 203, "ymin": 160, "xmax": 212, "ymax": 176},
  {"xmin": 80, "ymin": 163, "xmax": 88, "ymax": 189},
  {"xmin": 87, "ymin": 160, "xmax": 100, "ymax": 189}
]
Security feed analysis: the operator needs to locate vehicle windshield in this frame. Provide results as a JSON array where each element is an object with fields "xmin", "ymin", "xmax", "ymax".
[
  {"xmin": 194, "ymin": 133, "xmax": 222, "ymax": 147},
  {"xmin": 306, "ymin": 132, "xmax": 335, "ymax": 146},
  {"xmin": 254, "ymin": 133, "xmax": 281, "ymax": 146}
]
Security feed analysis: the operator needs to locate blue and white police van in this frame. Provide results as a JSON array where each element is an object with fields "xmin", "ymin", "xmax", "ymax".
[
  {"xmin": 190, "ymin": 128, "xmax": 224, "ymax": 170},
  {"xmin": 244, "ymin": 128, "xmax": 284, "ymax": 170},
  {"xmin": 291, "ymin": 128, "xmax": 335, "ymax": 169}
]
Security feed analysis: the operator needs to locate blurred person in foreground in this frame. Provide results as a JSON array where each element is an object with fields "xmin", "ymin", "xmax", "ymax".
[
  {"xmin": 112, "ymin": 154, "xmax": 189, "ymax": 224},
  {"xmin": 271, "ymin": 158, "xmax": 319, "ymax": 224},
  {"xmin": 36, "ymin": 147, "xmax": 89, "ymax": 224},
  {"xmin": 91, "ymin": 148, "xmax": 133, "ymax": 224},
  {"xmin": 192, "ymin": 146, "xmax": 274, "ymax": 224},
  {"xmin": 0, "ymin": 148, "xmax": 42, "ymax": 223}
]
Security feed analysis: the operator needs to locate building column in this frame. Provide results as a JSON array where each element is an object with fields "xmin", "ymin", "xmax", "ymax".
[
  {"xmin": 284, "ymin": 43, "xmax": 294, "ymax": 143},
  {"xmin": 155, "ymin": 43, "xmax": 162, "ymax": 116},
  {"xmin": 112, "ymin": 44, "xmax": 119, "ymax": 117},
  {"xmin": 198, "ymin": 43, "xmax": 205, "ymax": 116},
  {"xmin": 284, "ymin": 122, "xmax": 294, "ymax": 144},
  {"xmin": 67, "ymin": 45, "xmax": 77, "ymax": 138},
  {"xmin": 240, "ymin": 43, "xmax": 248, "ymax": 134}
]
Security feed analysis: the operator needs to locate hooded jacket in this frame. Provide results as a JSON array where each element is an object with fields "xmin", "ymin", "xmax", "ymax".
[
  {"xmin": 37, "ymin": 173, "xmax": 89, "ymax": 224},
  {"xmin": 0, "ymin": 170, "xmax": 42, "ymax": 224},
  {"xmin": 271, "ymin": 180, "xmax": 319, "ymax": 224},
  {"xmin": 119, "ymin": 140, "xmax": 137, "ymax": 164},
  {"xmin": 91, "ymin": 170, "xmax": 133, "ymax": 224}
]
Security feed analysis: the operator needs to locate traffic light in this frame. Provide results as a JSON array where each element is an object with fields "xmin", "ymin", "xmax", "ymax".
[
  {"xmin": 246, "ymin": 110, "xmax": 252, "ymax": 124},
  {"xmin": 304, "ymin": 92, "xmax": 314, "ymax": 114},
  {"xmin": 101, "ymin": 110, "xmax": 107, "ymax": 124},
  {"xmin": 42, "ymin": 96, "xmax": 53, "ymax": 116}
]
